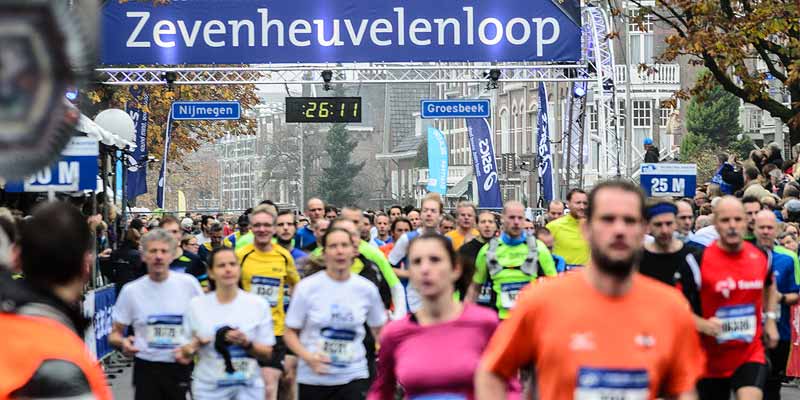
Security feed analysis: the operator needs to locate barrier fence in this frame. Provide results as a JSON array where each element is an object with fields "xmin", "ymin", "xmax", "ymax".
[{"xmin": 83, "ymin": 284, "xmax": 116, "ymax": 362}]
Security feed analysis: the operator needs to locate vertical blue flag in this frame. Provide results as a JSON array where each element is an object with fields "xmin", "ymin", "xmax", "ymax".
[
  {"xmin": 426, "ymin": 126, "xmax": 448, "ymax": 195},
  {"xmin": 537, "ymin": 84, "xmax": 555, "ymax": 202},
  {"xmin": 125, "ymin": 87, "xmax": 149, "ymax": 199},
  {"xmin": 156, "ymin": 109, "xmax": 173, "ymax": 209},
  {"xmin": 466, "ymin": 118, "xmax": 503, "ymax": 209}
]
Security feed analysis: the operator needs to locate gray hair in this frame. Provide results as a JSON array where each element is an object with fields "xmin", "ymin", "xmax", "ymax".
[{"xmin": 141, "ymin": 228, "xmax": 177, "ymax": 252}]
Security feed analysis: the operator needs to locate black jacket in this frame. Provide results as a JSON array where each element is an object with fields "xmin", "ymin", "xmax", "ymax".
[
  {"xmin": 719, "ymin": 163, "xmax": 745, "ymax": 194},
  {"xmin": 101, "ymin": 241, "xmax": 145, "ymax": 293},
  {"xmin": 644, "ymin": 146, "xmax": 660, "ymax": 163}
]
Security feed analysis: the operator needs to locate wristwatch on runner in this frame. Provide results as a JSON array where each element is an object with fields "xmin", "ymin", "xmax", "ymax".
[{"xmin": 765, "ymin": 311, "xmax": 778, "ymax": 320}]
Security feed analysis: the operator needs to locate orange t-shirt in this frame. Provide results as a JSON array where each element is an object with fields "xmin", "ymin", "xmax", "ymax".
[
  {"xmin": 445, "ymin": 229, "xmax": 480, "ymax": 250},
  {"xmin": 481, "ymin": 271, "xmax": 704, "ymax": 399}
]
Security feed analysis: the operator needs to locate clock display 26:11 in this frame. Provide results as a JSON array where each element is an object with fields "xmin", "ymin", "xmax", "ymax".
[{"xmin": 302, "ymin": 101, "xmax": 359, "ymax": 119}]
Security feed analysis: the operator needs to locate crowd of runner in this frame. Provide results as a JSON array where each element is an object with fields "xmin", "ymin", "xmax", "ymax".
[{"xmin": 4, "ymin": 147, "xmax": 800, "ymax": 399}]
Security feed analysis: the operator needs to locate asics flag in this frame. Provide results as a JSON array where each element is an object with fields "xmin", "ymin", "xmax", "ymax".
[
  {"xmin": 466, "ymin": 118, "xmax": 503, "ymax": 209},
  {"xmin": 537, "ymin": 84, "xmax": 555, "ymax": 202},
  {"xmin": 156, "ymin": 110, "xmax": 173, "ymax": 209},
  {"xmin": 125, "ymin": 87, "xmax": 149, "ymax": 199},
  {"xmin": 426, "ymin": 126, "xmax": 448, "ymax": 195}
]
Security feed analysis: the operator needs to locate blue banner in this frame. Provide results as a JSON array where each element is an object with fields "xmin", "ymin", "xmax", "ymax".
[
  {"xmin": 427, "ymin": 126, "xmax": 448, "ymax": 195},
  {"xmin": 101, "ymin": 0, "xmax": 581, "ymax": 65},
  {"xmin": 466, "ymin": 118, "xmax": 503, "ymax": 209},
  {"xmin": 157, "ymin": 110, "xmax": 174, "ymax": 208},
  {"xmin": 537, "ymin": 84, "xmax": 554, "ymax": 203},
  {"xmin": 126, "ymin": 87, "xmax": 149, "ymax": 200},
  {"xmin": 93, "ymin": 286, "xmax": 116, "ymax": 360},
  {"xmin": 5, "ymin": 138, "xmax": 99, "ymax": 193}
]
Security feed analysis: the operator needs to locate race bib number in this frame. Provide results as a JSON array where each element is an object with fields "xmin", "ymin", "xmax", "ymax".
[
  {"xmin": 411, "ymin": 394, "xmax": 466, "ymax": 400},
  {"xmin": 477, "ymin": 281, "xmax": 493, "ymax": 306},
  {"xmin": 214, "ymin": 346, "xmax": 257, "ymax": 388},
  {"xmin": 499, "ymin": 281, "xmax": 528, "ymax": 309},
  {"xmin": 319, "ymin": 327, "xmax": 356, "ymax": 367},
  {"xmin": 716, "ymin": 304, "xmax": 757, "ymax": 343},
  {"xmin": 250, "ymin": 276, "xmax": 281, "ymax": 307},
  {"xmin": 146, "ymin": 315, "xmax": 183, "ymax": 349},
  {"xmin": 574, "ymin": 367, "xmax": 650, "ymax": 400}
]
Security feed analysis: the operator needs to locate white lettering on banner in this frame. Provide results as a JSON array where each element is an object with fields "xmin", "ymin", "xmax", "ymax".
[
  {"xmin": 479, "ymin": 138, "xmax": 493, "ymax": 174},
  {"xmin": 127, "ymin": 12, "xmax": 151, "ymax": 47},
  {"xmin": 125, "ymin": 7, "xmax": 562, "ymax": 55},
  {"xmin": 26, "ymin": 162, "xmax": 80, "ymax": 186}
]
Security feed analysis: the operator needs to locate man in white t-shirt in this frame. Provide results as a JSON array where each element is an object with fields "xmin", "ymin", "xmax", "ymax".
[
  {"xmin": 109, "ymin": 228, "xmax": 203, "ymax": 400},
  {"xmin": 388, "ymin": 193, "xmax": 443, "ymax": 313}
]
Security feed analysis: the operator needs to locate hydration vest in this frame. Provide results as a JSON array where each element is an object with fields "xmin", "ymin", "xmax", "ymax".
[{"xmin": 486, "ymin": 235, "xmax": 539, "ymax": 277}]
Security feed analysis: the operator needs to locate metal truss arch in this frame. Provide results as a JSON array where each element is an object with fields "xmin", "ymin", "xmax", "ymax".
[{"xmin": 97, "ymin": 64, "xmax": 594, "ymax": 86}]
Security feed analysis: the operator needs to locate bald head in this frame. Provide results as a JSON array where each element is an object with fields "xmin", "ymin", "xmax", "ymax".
[
  {"xmin": 306, "ymin": 198, "xmax": 325, "ymax": 222},
  {"xmin": 755, "ymin": 209, "xmax": 778, "ymax": 249},
  {"xmin": 502, "ymin": 201, "xmax": 526, "ymax": 237},
  {"xmin": 713, "ymin": 196, "xmax": 746, "ymax": 251}
]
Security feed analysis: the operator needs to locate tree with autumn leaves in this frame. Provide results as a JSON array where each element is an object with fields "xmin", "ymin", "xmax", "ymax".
[
  {"xmin": 623, "ymin": 0, "xmax": 800, "ymax": 146},
  {"xmin": 86, "ymin": 82, "xmax": 259, "ymax": 164}
]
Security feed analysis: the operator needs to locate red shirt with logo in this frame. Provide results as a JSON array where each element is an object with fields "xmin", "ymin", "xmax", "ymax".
[{"xmin": 697, "ymin": 241, "xmax": 770, "ymax": 378}]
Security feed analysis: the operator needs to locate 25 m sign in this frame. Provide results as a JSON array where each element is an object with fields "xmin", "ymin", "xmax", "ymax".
[{"xmin": 640, "ymin": 163, "xmax": 697, "ymax": 198}]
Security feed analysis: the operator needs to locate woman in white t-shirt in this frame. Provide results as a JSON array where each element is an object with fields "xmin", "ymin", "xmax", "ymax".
[
  {"xmin": 176, "ymin": 248, "xmax": 276, "ymax": 400},
  {"xmin": 284, "ymin": 228, "xmax": 388, "ymax": 400}
]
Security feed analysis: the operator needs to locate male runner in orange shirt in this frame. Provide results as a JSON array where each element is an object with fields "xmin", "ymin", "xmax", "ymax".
[{"xmin": 476, "ymin": 180, "xmax": 705, "ymax": 400}]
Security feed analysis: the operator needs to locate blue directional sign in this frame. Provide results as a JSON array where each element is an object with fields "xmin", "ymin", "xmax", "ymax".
[
  {"xmin": 640, "ymin": 163, "xmax": 697, "ymax": 198},
  {"xmin": 421, "ymin": 99, "xmax": 491, "ymax": 119},
  {"xmin": 171, "ymin": 101, "xmax": 241, "ymax": 120},
  {"xmin": 5, "ymin": 137, "xmax": 99, "ymax": 192}
]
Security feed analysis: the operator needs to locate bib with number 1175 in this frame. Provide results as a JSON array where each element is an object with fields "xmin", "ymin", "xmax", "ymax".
[{"xmin": 146, "ymin": 314, "xmax": 184, "ymax": 349}]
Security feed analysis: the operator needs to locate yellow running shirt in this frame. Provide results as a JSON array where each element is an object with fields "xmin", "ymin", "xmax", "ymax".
[
  {"xmin": 237, "ymin": 243, "xmax": 300, "ymax": 336},
  {"xmin": 545, "ymin": 214, "xmax": 589, "ymax": 266},
  {"xmin": 445, "ymin": 229, "xmax": 480, "ymax": 250}
]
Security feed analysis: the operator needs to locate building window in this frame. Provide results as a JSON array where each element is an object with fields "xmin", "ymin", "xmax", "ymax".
[
  {"xmin": 747, "ymin": 109, "xmax": 763, "ymax": 133},
  {"xmin": 500, "ymin": 109, "xmax": 510, "ymax": 153},
  {"xmin": 588, "ymin": 105, "xmax": 598, "ymax": 131},
  {"xmin": 628, "ymin": 8, "xmax": 654, "ymax": 32},
  {"xmin": 659, "ymin": 107, "xmax": 672, "ymax": 129},
  {"xmin": 628, "ymin": 9, "xmax": 654, "ymax": 65},
  {"xmin": 632, "ymin": 100, "xmax": 652, "ymax": 128}
]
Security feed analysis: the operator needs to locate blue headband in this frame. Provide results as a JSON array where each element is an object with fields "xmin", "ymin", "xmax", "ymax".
[{"xmin": 646, "ymin": 203, "xmax": 678, "ymax": 220}]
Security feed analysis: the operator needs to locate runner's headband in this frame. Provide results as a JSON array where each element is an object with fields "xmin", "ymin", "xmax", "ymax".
[{"xmin": 645, "ymin": 203, "xmax": 677, "ymax": 220}]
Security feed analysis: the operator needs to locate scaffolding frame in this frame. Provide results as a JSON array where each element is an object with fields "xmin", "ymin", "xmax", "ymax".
[{"xmin": 96, "ymin": 6, "xmax": 621, "ymax": 195}]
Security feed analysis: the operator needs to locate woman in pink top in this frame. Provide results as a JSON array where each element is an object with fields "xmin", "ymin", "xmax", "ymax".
[{"xmin": 368, "ymin": 233, "xmax": 519, "ymax": 400}]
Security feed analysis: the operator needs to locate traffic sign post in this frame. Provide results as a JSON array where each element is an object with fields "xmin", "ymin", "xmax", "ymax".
[
  {"xmin": 420, "ymin": 99, "xmax": 491, "ymax": 119},
  {"xmin": 171, "ymin": 101, "xmax": 241, "ymax": 120},
  {"xmin": 5, "ymin": 137, "xmax": 99, "ymax": 193},
  {"xmin": 640, "ymin": 163, "xmax": 697, "ymax": 198}
]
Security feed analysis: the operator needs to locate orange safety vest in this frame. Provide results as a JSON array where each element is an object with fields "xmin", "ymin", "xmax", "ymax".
[{"xmin": 0, "ymin": 313, "xmax": 111, "ymax": 399}]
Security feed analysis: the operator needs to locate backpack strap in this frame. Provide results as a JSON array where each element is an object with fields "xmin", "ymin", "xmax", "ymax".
[
  {"xmin": 520, "ymin": 235, "xmax": 539, "ymax": 276},
  {"xmin": 487, "ymin": 238, "xmax": 503, "ymax": 277}
]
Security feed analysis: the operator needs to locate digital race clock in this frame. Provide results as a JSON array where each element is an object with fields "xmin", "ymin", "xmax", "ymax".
[{"xmin": 285, "ymin": 97, "xmax": 362, "ymax": 123}]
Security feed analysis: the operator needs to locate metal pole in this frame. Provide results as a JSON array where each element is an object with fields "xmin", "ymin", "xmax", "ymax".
[
  {"xmin": 121, "ymin": 152, "xmax": 128, "ymax": 238},
  {"xmin": 620, "ymin": 0, "xmax": 634, "ymax": 178},
  {"xmin": 299, "ymin": 124, "xmax": 305, "ymax": 209}
]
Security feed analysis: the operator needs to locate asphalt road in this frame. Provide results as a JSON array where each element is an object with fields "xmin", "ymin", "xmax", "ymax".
[{"xmin": 107, "ymin": 359, "xmax": 800, "ymax": 400}]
